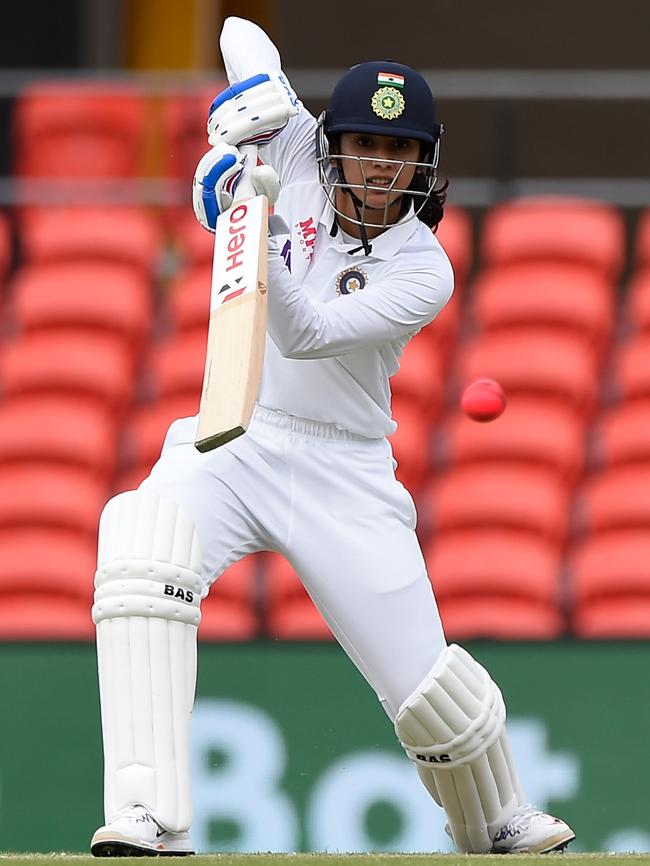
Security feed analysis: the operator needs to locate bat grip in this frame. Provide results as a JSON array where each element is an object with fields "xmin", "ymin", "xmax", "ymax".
[{"xmin": 235, "ymin": 144, "xmax": 259, "ymax": 201}]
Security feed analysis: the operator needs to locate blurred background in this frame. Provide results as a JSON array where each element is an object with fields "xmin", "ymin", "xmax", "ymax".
[{"xmin": 0, "ymin": 0, "xmax": 649, "ymax": 855}]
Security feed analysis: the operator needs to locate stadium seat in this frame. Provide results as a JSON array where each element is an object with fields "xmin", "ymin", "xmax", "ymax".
[
  {"xmin": 200, "ymin": 556, "xmax": 260, "ymax": 641},
  {"xmin": 118, "ymin": 394, "xmax": 200, "ymax": 486},
  {"xmin": 634, "ymin": 208, "xmax": 650, "ymax": 270},
  {"xmin": 0, "ymin": 331, "xmax": 135, "ymax": 413},
  {"xmin": 456, "ymin": 329, "xmax": 599, "ymax": 417},
  {"xmin": 438, "ymin": 596, "xmax": 564, "ymax": 640},
  {"xmin": 471, "ymin": 262, "xmax": 613, "ymax": 358},
  {"xmin": 624, "ymin": 269, "xmax": 650, "ymax": 334},
  {"xmin": 570, "ymin": 530, "xmax": 650, "ymax": 637},
  {"xmin": 264, "ymin": 553, "xmax": 333, "ymax": 640},
  {"xmin": 592, "ymin": 403, "xmax": 650, "ymax": 468},
  {"xmin": 480, "ymin": 196, "xmax": 625, "ymax": 281},
  {"xmin": 611, "ymin": 333, "xmax": 650, "ymax": 402},
  {"xmin": 0, "ymin": 463, "xmax": 106, "ymax": 537},
  {"xmin": 10, "ymin": 263, "xmax": 153, "ymax": 354},
  {"xmin": 174, "ymin": 211, "xmax": 215, "ymax": 267},
  {"xmin": 424, "ymin": 464, "xmax": 569, "ymax": 543},
  {"xmin": 164, "ymin": 85, "xmax": 226, "ymax": 185},
  {"xmin": 443, "ymin": 399, "xmax": 584, "ymax": 483},
  {"xmin": 426, "ymin": 529, "xmax": 561, "ymax": 601},
  {"xmin": 389, "ymin": 397, "xmax": 433, "ymax": 492},
  {"xmin": 167, "ymin": 265, "xmax": 211, "ymax": 334},
  {"xmin": 577, "ymin": 466, "xmax": 650, "ymax": 534},
  {"xmin": 146, "ymin": 332, "xmax": 206, "ymax": 401},
  {"xmin": 20, "ymin": 207, "xmax": 161, "ymax": 273},
  {"xmin": 0, "ymin": 396, "xmax": 117, "ymax": 478},
  {"xmin": 0, "ymin": 537, "xmax": 95, "ymax": 637},
  {"xmin": 13, "ymin": 83, "xmax": 146, "ymax": 178},
  {"xmin": 391, "ymin": 335, "xmax": 443, "ymax": 421},
  {"xmin": 435, "ymin": 204, "xmax": 473, "ymax": 291}
]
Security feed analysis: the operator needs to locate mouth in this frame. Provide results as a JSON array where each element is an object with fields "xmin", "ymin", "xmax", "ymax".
[{"xmin": 367, "ymin": 177, "xmax": 393, "ymax": 188}]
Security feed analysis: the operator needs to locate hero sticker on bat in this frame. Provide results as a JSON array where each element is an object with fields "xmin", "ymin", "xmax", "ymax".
[{"xmin": 211, "ymin": 197, "xmax": 268, "ymax": 310}]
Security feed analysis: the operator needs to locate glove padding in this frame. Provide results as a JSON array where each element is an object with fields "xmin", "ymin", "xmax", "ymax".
[
  {"xmin": 192, "ymin": 143, "xmax": 281, "ymax": 233},
  {"xmin": 207, "ymin": 72, "xmax": 298, "ymax": 148}
]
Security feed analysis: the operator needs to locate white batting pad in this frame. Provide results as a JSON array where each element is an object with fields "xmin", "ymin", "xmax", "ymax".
[
  {"xmin": 93, "ymin": 491, "xmax": 203, "ymax": 832},
  {"xmin": 395, "ymin": 644, "xmax": 523, "ymax": 853}
]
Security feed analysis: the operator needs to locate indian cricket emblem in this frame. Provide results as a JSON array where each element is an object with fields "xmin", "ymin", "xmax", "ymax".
[
  {"xmin": 336, "ymin": 267, "xmax": 368, "ymax": 295},
  {"xmin": 371, "ymin": 86, "xmax": 405, "ymax": 120}
]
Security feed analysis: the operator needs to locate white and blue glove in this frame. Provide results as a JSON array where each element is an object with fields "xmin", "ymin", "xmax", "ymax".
[
  {"xmin": 207, "ymin": 72, "xmax": 298, "ymax": 147},
  {"xmin": 192, "ymin": 143, "xmax": 281, "ymax": 233}
]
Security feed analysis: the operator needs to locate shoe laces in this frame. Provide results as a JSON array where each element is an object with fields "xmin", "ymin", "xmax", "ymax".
[{"xmin": 505, "ymin": 803, "xmax": 544, "ymax": 832}]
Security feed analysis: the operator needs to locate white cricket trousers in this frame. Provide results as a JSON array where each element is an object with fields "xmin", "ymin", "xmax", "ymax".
[{"xmin": 140, "ymin": 405, "xmax": 447, "ymax": 719}]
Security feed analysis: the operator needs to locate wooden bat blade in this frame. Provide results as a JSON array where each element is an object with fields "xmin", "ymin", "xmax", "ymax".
[{"xmin": 195, "ymin": 194, "xmax": 268, "ymax": 452}]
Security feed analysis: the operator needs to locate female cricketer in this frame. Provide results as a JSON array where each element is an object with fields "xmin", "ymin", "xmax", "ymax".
[{"xmin": 90, "ymin": 16, "xmax": 575, "ymax": 857}]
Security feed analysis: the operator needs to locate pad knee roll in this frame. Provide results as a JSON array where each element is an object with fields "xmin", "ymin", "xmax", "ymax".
[
  {"xmin": 93, "ymin": 490, "xmax": 203, "ymax": 833},
  {"xmin": 395, "ymin": 644, "xmax": 522, "ymax": 853}
]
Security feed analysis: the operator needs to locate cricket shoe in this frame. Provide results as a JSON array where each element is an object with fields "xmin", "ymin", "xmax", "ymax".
[
  {"xmin": 491, "ymin": 803, "xmax": 575, "ymax": 854},
  {"xmin": 91, "ymin": 805, "xmax": 194, "ymax": 857}
]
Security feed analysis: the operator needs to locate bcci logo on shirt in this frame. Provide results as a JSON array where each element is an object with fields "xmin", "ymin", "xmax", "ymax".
[{"xmin": 336, "ymin": 267, "xmax": 368, "ymax": 295}]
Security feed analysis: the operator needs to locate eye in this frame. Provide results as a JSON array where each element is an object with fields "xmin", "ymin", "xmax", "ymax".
[
  {"xmin": 393, "ymin": 139, "xmax": 411, "ymax": 149},
  {"xmin": 356, "ymin": 136, "xmax": 373, "ymax": 148}
]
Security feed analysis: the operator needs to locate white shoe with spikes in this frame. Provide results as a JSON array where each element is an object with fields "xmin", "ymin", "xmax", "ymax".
[
  {"xmin": 491, "ymin": 803, "xmax": 575, "ymax": 854},
  {"xmin": 91, "ymin": 805, "xmax": 194, "ymax": 857}
]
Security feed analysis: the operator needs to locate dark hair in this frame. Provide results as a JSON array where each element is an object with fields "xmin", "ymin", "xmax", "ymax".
[{"xmin": 408, "ymin": 172, "xmax": 448, "ymax": 232}]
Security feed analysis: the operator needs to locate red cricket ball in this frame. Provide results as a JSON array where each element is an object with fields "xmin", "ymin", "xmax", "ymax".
[{"xmin": 461, "ymin": 378, "xmax": 507, "ymax": 422}]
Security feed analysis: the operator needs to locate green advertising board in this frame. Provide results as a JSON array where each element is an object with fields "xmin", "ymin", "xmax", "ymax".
[{"xmin": 0, "ymin": 641, "xmax": 649, "ymax": 854}]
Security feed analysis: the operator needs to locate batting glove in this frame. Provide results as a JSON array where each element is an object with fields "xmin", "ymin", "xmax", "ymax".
[
  {"xmin": 207, "ymin": 72, "xmax": 298, "ymax": 148},
  {"xmin": 192, "ymin": 144, "xmax": 281, "ymax": 233}
]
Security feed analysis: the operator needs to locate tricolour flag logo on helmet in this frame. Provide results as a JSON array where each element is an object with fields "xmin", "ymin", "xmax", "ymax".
[{"xmin": 377, "ymin": 72, "xmax": 405, "ymax": 89}]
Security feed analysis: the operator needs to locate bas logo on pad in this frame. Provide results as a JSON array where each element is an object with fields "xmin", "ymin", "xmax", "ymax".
[{"xmin": 336, "ymin": 267, "xmax": 368, "ymax": 295}]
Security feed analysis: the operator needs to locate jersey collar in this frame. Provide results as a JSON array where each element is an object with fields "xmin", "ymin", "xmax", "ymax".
[{"xmin": 319, "ymin": 199, "xmax": 419, "ymax": 261}]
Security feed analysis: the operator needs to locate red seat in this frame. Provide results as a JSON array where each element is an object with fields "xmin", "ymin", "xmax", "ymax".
[
  {"xmin": 147, "ymin": 332, "xmax": 206, "ymax": 401},
  {"xmin": 443, "ymin": 399, "xmax": 584, "ymax": 483},
  {"xmin": 0, "ymin": 528, "xmax": 97, "ymax": 640},
  {"xmin": 435, "ymin": 205, "xmax": 473, "ymax": 291},
  {"xmin": 570, "ymin": 531, "xmax": 650, "ymax": 637},
  {"xmin": 167, "ymin": 266, "xmax": 211, "ymax": 334},
  {"xmin": 200, "ymin": 556, "xmax": 260, "ymax": 641},
  {"xmin": 0, "ymin": 331, "xmax": 134, "ymax": 413},
  {"xmin": 481, "ymin": 197, "xmax": 625, "ymax": 281},
  {"xmin": 391, "ymin": 335, "xmax": 443, "ymax": 420},
  {"xmin": 13, "ymin": 83, "xmax": 145, "ymax": 179},
  {"xmin": 592, "ymin": 403, "xmax": 650, "ymax": 468},
  {"xmin": 624, "ymin": 269, "xmax": 650, "ymax": 334},
  {"xmin": 0, "ymin": 595, "xmax": 94, "ymax": 640},
  {"xmin": 10, "ymin": 263, "xmax": 152, "ymax": 355},
  {"xmin": 577, "ymin": 466, "xmax": 650, "ymax": 534},
  {"xmin": 164, "ymin": 85, "xmax": 226, "ymax": 185},
  {"xmin": 20, "ymin": 207, "xmax": 161, "ymax": 273},
  {"xmin": 635, "ymin": 209, "xmax": 650, "ymax": 270},
  {"xmin": 120, "ymin": 395, "xmax": 200, "ymax": 483},
  {"xmin": 456, "ymin": 330, "xmax": 598, "ymax": 417},
  {"xmin": 612, "ymin": 334, "xmax": 650, "ymax": 403},
  {"xmin": 0, "ymin": 396, "xmax": 117, "ymax": 479},
  {"xmin": 425, "ymin": 465, "xmax": 569, "ymax": 543},
  {"xmin": 389, "ymin": 397, "xmax": 433, "ymax": 493},
  {"xmin": 427, "ymin": 529, "xmax": 561, "ymax": 601},
  {"xmin": 471, "ymin": 263, "xmax": 613, "ymax": 358},
  {"xmin": 264, "ymin": 553, "xmax": 333, "ymax": 640},
  {"xmin": 0, "ymin": 528, "xmax": 95, "ymax": 596},
  {"xmin": 174, "ymin": 211, "xmax": 215, "ymax": 267},
  {"xmin": 0, "ymin": 463, "xmax": 106, "ymax": 537},
  {"xmin": 438, "ymin": 596, "xmax": 564, "ymax": 640}
]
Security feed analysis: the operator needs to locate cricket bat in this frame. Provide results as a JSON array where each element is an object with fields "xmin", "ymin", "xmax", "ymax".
[{"xmin": 195, "ymin": 145, "xmax": 268, "ymax": 452}]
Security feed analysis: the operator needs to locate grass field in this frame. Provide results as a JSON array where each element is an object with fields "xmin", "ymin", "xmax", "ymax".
[{"xmin": 2, "ymin": 855, "xmax": 650, "ymax": 866}]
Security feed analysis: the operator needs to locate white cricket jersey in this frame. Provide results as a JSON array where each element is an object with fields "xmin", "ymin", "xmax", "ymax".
[{"xmin": 220, "ymin": 17, "xmax": 454, "ymax": 438}]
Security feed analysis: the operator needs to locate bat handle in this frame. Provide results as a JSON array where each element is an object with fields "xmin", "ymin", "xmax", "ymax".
[{"xmin": 235, "ymin": 144, "xmax": 259, "ymax": 201}]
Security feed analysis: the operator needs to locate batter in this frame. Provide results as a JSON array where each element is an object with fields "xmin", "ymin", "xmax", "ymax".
[{"xmin": 90, "ymin": 17, "xmax": 575, "ymax": 857}]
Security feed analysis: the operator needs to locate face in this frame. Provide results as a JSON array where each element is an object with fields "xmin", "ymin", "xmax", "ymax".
[{"xmin": 337, "ymin": 132, "xmax": 421, "ymax": 212}]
